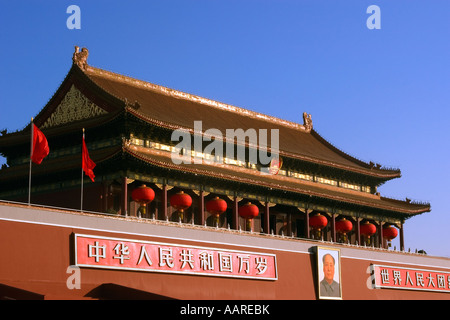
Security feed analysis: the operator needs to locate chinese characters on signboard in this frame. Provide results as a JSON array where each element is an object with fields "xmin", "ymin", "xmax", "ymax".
[
  {"xmin": 74, "ymin": 234, "xmax": 277, "ymax": 280},
  {"xmin": 371, "ymin": 264, "xmax": 450, "ymax": 293}
]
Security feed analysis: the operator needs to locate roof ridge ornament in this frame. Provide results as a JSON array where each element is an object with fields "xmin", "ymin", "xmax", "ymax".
[
  {"xmin": 124, "ymin": 98, "xmax": 141, "ymax": 111},
  {"xmin": 72, "ymin": 46, "xmax": 89, "ymax": 69},
  {"xmin": 302, "ymin": 112, "xmax": 313, "ymax": 132}
]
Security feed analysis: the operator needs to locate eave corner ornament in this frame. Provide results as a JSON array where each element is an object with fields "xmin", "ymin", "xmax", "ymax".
[
  {"xmin": 302, "ymin": 112, "xmax": 313, "ymax": 132},
  {"xmin": 73, "ymin": 46, "xmax": 89, "ymax": 69}
]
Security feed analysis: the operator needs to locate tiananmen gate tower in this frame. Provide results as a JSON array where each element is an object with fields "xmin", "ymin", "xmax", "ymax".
[{"xmin": 0, "ymin": 47, "xmax": 448, "ymax": 301}]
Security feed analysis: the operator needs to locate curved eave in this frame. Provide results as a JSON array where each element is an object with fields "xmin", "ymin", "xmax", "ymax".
[{"xmin": 310, "ymin": 129, "xmax": 401, "ymax": 177}]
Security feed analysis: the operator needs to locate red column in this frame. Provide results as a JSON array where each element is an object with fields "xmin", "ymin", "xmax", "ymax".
[
  {"xmin": 101, "ymin": 182, "xmax": 108, "ymax": 213},
  {"xmin": 356, "ymin": 218, "xmax": 361, "ymax": 245},
  {"xmin": 379, "ymin": 221, "xmax": 384, "ymax": 248},
  {"xmin": 122, "ymin": 177, "xmax": 128, "ymax": 216},
  {"xmin": 161, "ymin": 184, "xmax": 168, "ymax": 221},
  {"xmin": 264, "ymin": 202, "xmax": 270, "ymax": 234},
  {"xmin": 400, "ymin": 222, "xmax": 405, "ymax": 251},
  {"xmin": 287, "ymin": 213, "xmax": 292, "ymax": 237},
  {"xmin": 304, "ymin": 209, "xmax": 310, "ymax": 239},
  {"xmin": 199, "ymin": 190, "xmax": 205, "ymax": 226},
  {"xmin": 233, "ymin": 196, "xmax": 239, "ymax": 230},
  {"xmin": 331, "ymin": 213, "xmax": 336, "ymax": 242}
]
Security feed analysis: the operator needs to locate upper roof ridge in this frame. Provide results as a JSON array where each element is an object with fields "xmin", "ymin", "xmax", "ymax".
[{"xmin": 74, "ymin": 46, "xmax": 313, "ymax": 133}]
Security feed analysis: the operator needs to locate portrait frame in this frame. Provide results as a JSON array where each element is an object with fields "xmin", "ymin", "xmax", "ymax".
[{"xmin": 316, "ymin": 246, "xmax": 342, "ymax": 300}]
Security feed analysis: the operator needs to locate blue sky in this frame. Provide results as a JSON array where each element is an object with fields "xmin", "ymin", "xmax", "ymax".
[{"xmin": 0, "ymin": 1, "xmax": 449, "ymax": 257}]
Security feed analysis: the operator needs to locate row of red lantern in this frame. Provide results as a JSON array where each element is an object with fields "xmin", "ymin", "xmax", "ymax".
[
  {"xmin": 132, "ymin": 186, "xmax": 196, "ymax": 219},
  {"xmin": 131, "ymin": 186, "xmax": 195, "ymax": 215},
  {"xmin": 131, "ymin": 186, "xmax": 399, "ymax": 239},
  {"xmin": 131, "ymin": 185, "xmax": 260, "ymax": 227},
  {"xmin": 309, "ymin": 213, "xmax": 398, "ymax": 240}
]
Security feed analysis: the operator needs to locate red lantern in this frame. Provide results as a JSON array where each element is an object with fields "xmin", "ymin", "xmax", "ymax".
[
  {"xmin": 170, "ymin": 191, "xmax": 192, "ymax": 221},
  {"xmin": 206, "ymin": 197, "xmax": 227, "ymax": 226},
  {"xmin": 336, "ymin": 218, "xmax": 353, "ymax": 234},
  {"xmin": 239, "ymin": 202, "xmax": 259, "ymax": 231},
  {"xmin": 383, "ymin": 225, "xmax": 398, "ymax": 241},
  {"xmin": 309, "ymin": 213, "xmax": 328, "ymax": 240},
  {"xmin": 131, "ymin": 184, "xmax": 155, "ymax": 216},
  {"xmin": 360, "ymin": 221, "xmax": 376, "ymax": 236},
  {"xmin": 336, "ymin": 218, "xmax": 353, "ymax": 243},
  {"xmin": 309, "ymin": 213, "xmax": 328, "ymax": 230},
  {"xmin": 360, "ymin": 221, "xmax": 376, "ymax": 245}
]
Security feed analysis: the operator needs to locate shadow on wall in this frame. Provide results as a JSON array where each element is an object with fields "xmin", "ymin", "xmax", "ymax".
[
  {"xmin": 85, "ymin": 283, "xmax": 177, "ymax": 300},
  {"xmin": 0, "ymin": 283, "xmax": 45, "ymax": 300}
]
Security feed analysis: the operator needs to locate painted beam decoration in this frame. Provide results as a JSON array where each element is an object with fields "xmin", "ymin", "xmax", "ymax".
[
  {"xmin": 371, "ymin": 264, "xmax": 450, "ymax": 293},
  {"xmin": 74, "ymin": 234, "xmax": 277, "ymax": 280}
]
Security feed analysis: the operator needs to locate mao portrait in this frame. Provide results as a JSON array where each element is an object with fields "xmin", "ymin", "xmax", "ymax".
[{"xmin": 316, "ymin": 247, "xmax": 342, "ymax": 299}]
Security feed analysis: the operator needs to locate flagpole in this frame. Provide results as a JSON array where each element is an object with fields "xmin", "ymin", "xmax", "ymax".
[
  {"xmin": 81, "ymin": 128, "xmax": 84, "ymax": 212},
  {"xmin": 28, "ymin": 118, "xmax": 34, "ymax": 205}
]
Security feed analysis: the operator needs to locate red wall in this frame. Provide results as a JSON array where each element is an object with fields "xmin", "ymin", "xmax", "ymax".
[{"xmin": 0, "ymin": 213, "xmax": 449, "ymax": 300}]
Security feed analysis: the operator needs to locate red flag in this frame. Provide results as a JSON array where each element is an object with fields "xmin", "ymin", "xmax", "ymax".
[
  {"xmin": 82, "ymin": 137, "xmax": 96, "ymax": 182},
  {"xmin": 31, "ymin": 124, "xmax": 49, "ymax": 164}
]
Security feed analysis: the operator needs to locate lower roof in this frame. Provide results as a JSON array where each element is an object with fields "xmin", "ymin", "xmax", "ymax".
[
  {"xmin": 122, "ymin": 143, "xmax": 429, "ymax": 216},
  {"xmin": 0, "ymin": 142, "xmax": 430, "ymax": 218}
]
